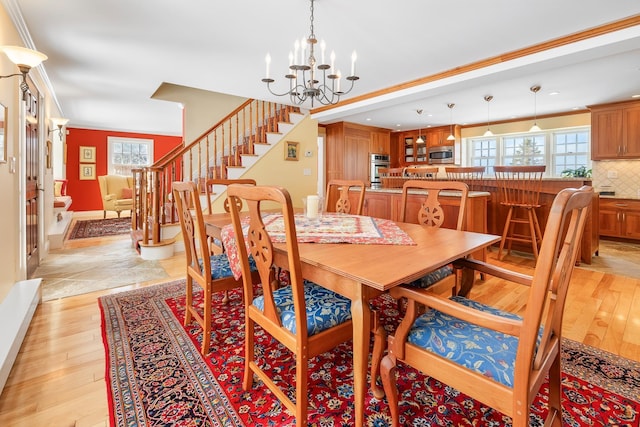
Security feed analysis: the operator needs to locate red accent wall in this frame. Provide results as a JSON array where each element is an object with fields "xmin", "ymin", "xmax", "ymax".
[{"xmin": 65, "ymin": 128, "xmax": 182, "ymax": 211}]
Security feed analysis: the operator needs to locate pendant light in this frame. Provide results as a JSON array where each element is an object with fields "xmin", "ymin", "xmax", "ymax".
[
  {"xmin": 416, "ymin": 109, "xmax": 424, "ymax": 143},
  {"xmin": 446, "ymin": 103, "xmax": 456, "ymax": 141},
  {"xmin": 483, "ymin": 95, "xmax": 494, "ymax": 137},
  {"xmin": 529, "ymin": 85, "xmax": 542, "ymax": 132}
]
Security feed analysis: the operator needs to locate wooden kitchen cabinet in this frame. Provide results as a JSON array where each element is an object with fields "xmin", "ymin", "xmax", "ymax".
[
  {"xmin": 590, "ymin": 100, "xmax": 640, "ymax": 159},
  {"xmin": 599, "ymin": 198, "xmax": 640, "ymax": 240},
  {"xmin": 402, "ymin": 133, "xmax": 428, "ymax": 164},
  {"xmin": 325, "ymin": 122, "xmax": 392, "ymax": 185},
  {"xmin": 370, "ymin": 131, "xmax": 390, "ymax": 155},
  {"xmin": 361, "ymin": 191, "xmax": 392, "ymax": 219},
  {"xmin": 426, "ymin": 125, "xmax": 459, "ymax": 146},
  {"xmin": 398, "ymin": 125, "xmax": 460, "ymax": 166}
]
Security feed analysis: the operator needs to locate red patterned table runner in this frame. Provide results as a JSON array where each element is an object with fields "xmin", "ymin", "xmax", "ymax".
[{"xmin": 221, "ymin": 213, "xmax": 415, "ymax": 279}]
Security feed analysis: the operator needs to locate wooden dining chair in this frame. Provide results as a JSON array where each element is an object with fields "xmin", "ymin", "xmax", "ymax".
[
  {"xmin": 494, "ymin": 165, "xmax": 546, "ymax": 260},
  {"xmin": 203, "ymin": 178, "xmax": 257, "ymax": 257},
  {"xmin": 324, "ymin": 179, "xmax": 365, "ymax": 215},
  {"xmin": 227, "ymin": 184, "xmax": 354, "ymax": 426},
  {"xmin": 172, "ymin": 181, "xmax": 258, "ymax": 355},
  {"xmin": 381, "ymin": 186, "xmax": 593, "ymax": 427},
  {"xmin": 399, "ymin": 179, "xmax": 469, "ymax": 291},
  {"xmin": 370, "ymin": 180, "xmax": 471, "ymax": 394}
]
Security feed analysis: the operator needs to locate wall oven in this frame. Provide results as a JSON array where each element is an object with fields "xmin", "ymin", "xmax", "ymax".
[
  {"xmin": 370, "ymin": 153, "xmax": 390, "ymax": 189},
  {"xmin": 428, "ymin": 145, "xmax": 454, "ymax": 164}
]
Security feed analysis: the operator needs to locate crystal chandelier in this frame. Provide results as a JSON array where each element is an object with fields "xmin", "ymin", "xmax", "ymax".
[{"xmin": 262, "ymin": 0, "xmax": 359, "ymax": 107}]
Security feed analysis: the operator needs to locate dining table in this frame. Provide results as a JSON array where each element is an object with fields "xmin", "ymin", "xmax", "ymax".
[{"xmin": 203, "ymin": 211, "xmax": 501, "ymax": 426}]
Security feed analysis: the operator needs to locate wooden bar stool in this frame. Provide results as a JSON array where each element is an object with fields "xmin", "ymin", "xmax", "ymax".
[
  {"xmin": 445, "ymin": 166, "xmax": 485, "ymax": 191},
  {"xmin": 494, "ymin": 165, "xmax": 545, "ymax": 260},
  {"xmin": 379, "ymin": 167, "xmax": 405, "ymax": 188}
]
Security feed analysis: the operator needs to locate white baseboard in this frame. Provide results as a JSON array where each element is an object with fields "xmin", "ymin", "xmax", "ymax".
[{"xmin": 0, "ymin": 279, "xmax": 41, "ymax": 395}]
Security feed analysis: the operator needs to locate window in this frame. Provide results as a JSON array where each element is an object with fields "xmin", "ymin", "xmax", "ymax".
[
  {"xmin": 502, "ymin": 135, "xmax": 545, "ymax": 166},
  {"xmin": 469, "ymin": 138, "xmax": 497, "ymax": 175},
  {"xmin": 553, "ymin": 130, "xmax": 590, "ymax": 176},
  {"xmin": 467, "ymin": 127, "xmax": 590, "ymax": 177},
  {"xmin": 107, "ymin": 137, "xmax": 153, "ymax": 176}
]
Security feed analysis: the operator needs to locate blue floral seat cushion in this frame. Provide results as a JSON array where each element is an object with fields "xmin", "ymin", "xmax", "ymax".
[
  {"xmin": 253, "ymin": 281, "xmax": 352, "ymax": 336},
  {"xmin": 406, "ymin": 265, "xmax": 453, "ymax": 289},
  {"xmin": 199, "ymin": 254, "xmax": 257, "ymax": 280},
  {"xmin": 408, "ymin": 296, "xmax": 533, "ymax": 388}
]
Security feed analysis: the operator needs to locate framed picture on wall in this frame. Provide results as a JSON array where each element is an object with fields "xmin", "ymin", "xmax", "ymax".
[
  {"xmin": 284, "ymin": 141, "xmax": 299, "ymax": 161},
  {"xmin": 79, "ymin": 163, "xmax": 96, "ymax": 180},
  {"xmin": 79, "ymin": 145, "xmax": 96, "ymax": 163}
]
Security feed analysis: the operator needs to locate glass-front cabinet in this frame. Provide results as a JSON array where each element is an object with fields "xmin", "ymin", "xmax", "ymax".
[{"xmin": 404, "ymin": 135, "xmax": 427, "ymax": 163}]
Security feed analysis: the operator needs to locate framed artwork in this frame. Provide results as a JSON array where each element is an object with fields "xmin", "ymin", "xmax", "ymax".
[
  {"xmin": 79, "ymin": 163, "xmax": 96, "ymax": 180},
  {"xmin": 0, "ymin": 103, "xmax": 6, "ymax": 164},
  {"xmin": 79, "ymin": 145, "xmax": 96, "ymax": 163},
  {"xmin": 284, "ymin": 141, "xmax": 299, "ymax": 161}
]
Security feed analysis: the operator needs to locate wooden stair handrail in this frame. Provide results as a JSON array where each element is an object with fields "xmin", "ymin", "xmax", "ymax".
[{"xmin": 133, "ymin": 99, "xmax": 300, "ymax": 248}]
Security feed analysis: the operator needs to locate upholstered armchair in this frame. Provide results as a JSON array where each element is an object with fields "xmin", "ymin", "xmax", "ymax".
[{"xmin": 98, "ymin": 175, "xmax": 134, "ymax": 218}]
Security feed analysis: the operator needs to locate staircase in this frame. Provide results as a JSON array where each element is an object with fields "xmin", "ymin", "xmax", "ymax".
[{"xmin": 131, "ymin": 99, "xmax": 304, "ymax": 259}]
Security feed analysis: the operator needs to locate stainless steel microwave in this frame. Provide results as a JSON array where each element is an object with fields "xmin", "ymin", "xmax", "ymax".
[{"xmin": 428, "ymin": 145, "xmax": 454, "ymax": 164}]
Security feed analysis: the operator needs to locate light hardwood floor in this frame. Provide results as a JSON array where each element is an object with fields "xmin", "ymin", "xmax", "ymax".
[{"xmin": 0, "ymin": 221, "xmax": 638, "ymax": 426}]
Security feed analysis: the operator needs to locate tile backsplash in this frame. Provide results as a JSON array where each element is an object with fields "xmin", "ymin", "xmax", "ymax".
[{"xmin": 592, "ymin": 160, "xmax": 640, "ymax": 198}]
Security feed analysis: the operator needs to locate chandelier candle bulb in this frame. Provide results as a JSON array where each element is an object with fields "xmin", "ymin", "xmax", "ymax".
[
  {"xmin": 265, "ymin": 54, "xmax": 271, "ymax": 79},
  {"xmin": 320, "ymin": 40, "xmax": 326, "ymax": 64},
  {"xmin": 351, "ymin": 51, "xmax": 357, "ymax": 76}
]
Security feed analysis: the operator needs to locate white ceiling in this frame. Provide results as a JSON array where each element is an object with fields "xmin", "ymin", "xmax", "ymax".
[{"xmin": 5, "ymin": 0, "xmax": 640, "ymax": 135}]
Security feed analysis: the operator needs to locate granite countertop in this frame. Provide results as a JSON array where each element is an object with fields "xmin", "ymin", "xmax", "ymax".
[
  {"xmin": 598, "ymin": 194, "xmax": 640, "ymax": 201},
  {"xmin": 363, "ymin": 187, "xmax": 491, "ymax": 198}
]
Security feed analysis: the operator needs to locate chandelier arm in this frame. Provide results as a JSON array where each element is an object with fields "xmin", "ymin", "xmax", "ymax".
[{"xmin": 263, "ymin": 80, "xmax": 300, "ymax": 98}]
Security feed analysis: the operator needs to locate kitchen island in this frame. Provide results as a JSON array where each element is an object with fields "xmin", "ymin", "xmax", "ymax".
[
  {"xmin": 344, "ymin": 187, "xmax": 491, "ymax": 264},
  {"xmin": 346, "ymin": 178, "xmax": 598, "ymax": 264}
]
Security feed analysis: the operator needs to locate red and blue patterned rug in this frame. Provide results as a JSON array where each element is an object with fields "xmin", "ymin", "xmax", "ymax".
[{"xmin": 99, "ymin": 280, "xmax": 640, "ymax": 426}]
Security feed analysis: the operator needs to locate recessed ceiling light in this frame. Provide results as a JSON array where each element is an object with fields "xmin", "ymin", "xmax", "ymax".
[
  {"xmin": 632, "ymin": 94, "xmax": 640, "ymax": 98},
  {"xmin": 571, "ymin": 106, "xmax": 581, "ymax": 110},
  {"xmin": 549, "ymin": 91, "xmax": 560, "ymax": 96},
  {"xmin": 366, "ymin": 117, "xmax": 371, "ymax": 121},
  {"xmin": 396, "ymin": 124, "xmax": 402, "ymax": 127}
]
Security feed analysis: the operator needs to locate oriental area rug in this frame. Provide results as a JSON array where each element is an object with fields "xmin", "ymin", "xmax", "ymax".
[
  {"xmin": 68, "ymin": 217, "xmax": 131, "ymax": 239},
  {"xmin": 99, "ymin": 280, "xmax": 640, "ymax": 426}
]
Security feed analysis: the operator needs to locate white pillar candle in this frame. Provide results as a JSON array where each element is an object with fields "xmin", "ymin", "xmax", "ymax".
[{"xmin": 306, "ymin": 195, "xmax": 319, "ymax": 219}]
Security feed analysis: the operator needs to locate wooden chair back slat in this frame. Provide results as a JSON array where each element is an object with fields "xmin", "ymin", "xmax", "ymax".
[
  {"xmin": 325, "ymin": 179, "xmax": 365, "ymax": 215},
  {"xmin": 204, "ymin": 178, "xmax": 257, "ymax": 214},
  {"xmin": 400, "ymin": 180, "xmax": 469, "ymax": 231}
]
